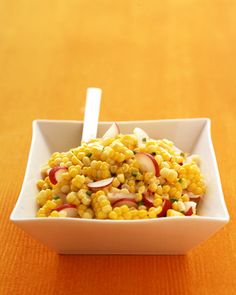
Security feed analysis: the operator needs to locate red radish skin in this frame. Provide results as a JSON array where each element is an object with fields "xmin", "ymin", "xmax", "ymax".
[
  {"xmin": 135, "ymin": 152, "xmax": 160, "ymax": 177},
  {"xmin": 87, "ymin": 177, "xmax": 114, "ymax": 190},
  {"xmin": 102, "ymin": 123, "xmax": 120, "ymax": 139},
  {"xmin": 185, "ymin": 207, "xmax": 193, "ymax": 216},
  {"xmin": 48, "ymin": 167, "xmax": 67, "ymax": 185},
  {"xmin": 55, "ymin": 204, "xmax": 76, "ymax": 211},
  {"xmin": 158, "ymin": 199, "xmax": 172, "ymax": 217},
  {"xmin": 143, "ymin": 192, "xmax": 154, "ymax": 208},
  {"xmin": 107, "ymin": 192, "xmax": 136, "ymax": 205},
  {"xmin": 112, "ymin": 198, "xmax": 138, "ymax": 209}
]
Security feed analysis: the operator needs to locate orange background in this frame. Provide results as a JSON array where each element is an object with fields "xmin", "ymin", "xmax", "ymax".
[{"xmin": 0, "ymin": 1, "xmax": 236, "ymax": 294}]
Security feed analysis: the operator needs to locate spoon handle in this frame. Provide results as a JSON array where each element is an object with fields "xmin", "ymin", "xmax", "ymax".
[{"xmin": 81, "ymin": 88, "xmax": 102, "ymax": 143}]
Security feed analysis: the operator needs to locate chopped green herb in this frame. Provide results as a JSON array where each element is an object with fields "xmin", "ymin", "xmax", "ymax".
[
  {"xmin": 86, "ymin": 190, "xmax": 92, "ymax": 196},
  {"xmin": 132, "ymin": 171, "xmax": 138, "ymax": 177},
  {"xmin": 180, "ymin": 152, "xmax": 185, "ymax": 157},
  {"xmin": 138, "ymin": 201, "xmax": 144, "ymax": 206},
  {"xmin": 178, "ymin": 178, "xmax": 183, "ymax": 183},
  {"xmin": 86, "ymin": 153, "xmax": 92, "ymax": 158},
  {"xmin": 170, "ymin": 198, "xmax": 178, "ymax": 203},
  {"xmin": 151, "ymin": 152, "xmax": 156, "ymax": 156},
  {"xmin": 133, "ymin": 150, "xmax": 137, "ymax": 154},
  {"xmin": 142, "ymin": 137, "xmax": 147, "ymax": 143},
  {"xmin": 53, "ymin": 196, "xmax": 60, "ymax": 200},
  {"xmin": 180, "ymin": 211, "xmax": 185, "ymax": 214}
]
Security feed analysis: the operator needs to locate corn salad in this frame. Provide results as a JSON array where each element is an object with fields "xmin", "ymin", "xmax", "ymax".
[{"xmin": 36, "ymin": 124, "xmax": 206, "ymax": 219}]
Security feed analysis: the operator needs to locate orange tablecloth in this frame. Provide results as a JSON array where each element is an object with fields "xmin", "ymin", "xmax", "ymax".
[{"xmin": 0, "ymin": 1, "xmax": 236, "ymax": 294}]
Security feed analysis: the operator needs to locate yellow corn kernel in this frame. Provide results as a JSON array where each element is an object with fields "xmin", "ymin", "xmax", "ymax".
[
  {"xmin": 182, "ymin": 194, "xmax": 190, "ymax": 202},
  {"xmin": 36, "ymin": 190, "xmax": 48, "ymax": 206},
  {"xmin": 50, "ymin": 210, "xmax": 60, "ymax": 217},
  {"xmin": 46, "ymin": 200, "xmax": 57, "ymax": 210},
  {"xmin": 123, "ymin": 211, "xmax": 132, "ymax": 220},
  {"xmin": 60, "ymin": 184, "xmax": 70, "ymax": 194},
  {"xmin": 129, "ymin": 185, "xmax": 136, "ymax": 193},
  {"xmin": 127, "ymin": 179, "xmax": 135, "ymax": 186},
  {"xmin": 117, "ymin": 173, "xmax": 125, "ymax": 183},
  {"xmin": 78, "ymin": 204, "xmax": 87, "ymax": 216},
  {"xmin": 144, "ymin": 172, "xmax": 154, "ymax": 183},
  {"xmin": 37, "ymin": 179, "xmax": 45, "ymax": 190},
  {"xmin": 138, "ymin": 186, "xmax": 145, "ymax": 194},
  {"xmin": 112, "ymin": 177, "xmax": 120, "ymax": 188},
  {"xmin": 81, "ymin": 212, "xmax": 92, "ymax": 219},
  {"xmin": 153, "ymin": 196, "xmax": 163, "ymax": 207},
  {"xmin": 156, "ymin": 185, "xmax": 163, "ymax": 195},
  {"xmin": 81, "ymin": 196, "xmax": 91, "ymax": 206},
  {"xmin": 42, "ymin": 183, "xmax": 50, "ymax": 190},
  {"xmin": 113, "ymin": 207, "xmax": 122, "ymax": 215},
  {"xmin": 69, "ymin": 167, "xmax": 79, "ymax": 177},
  {"xmin": 148, "ymin": 207, "xmax": 162, "ymax": 218},
  {"xmin": 194, "ymin": 187, "xmax": 203, "ymax": 195},
  {"xmin": 167, "ymin": 209, "xmax": 184, "ymax": 217},
  {"xmin": 135, "ymin": 193, "xmax": 143, "ymax": 202},
  {"xmin": 71, "ymin": 155, "xmax": 80, "ymax": 165},
  {"xmin": 97, "ymin": 211, "xmax": 107, "ymax": 219},
  {"xmin": 169, "ymin": 187, "xmax": 177, "ymax": 198},
  {"xmin": 148, "ymin": 182, "xmax": 157, "ymax": 193},
  {"xmin": 102, "ymin": 205, "xmax": 112, "ymax": 214},
  {"xmin": 120, "ymin": 205, "xmax": 129, "ymax": 213},
  {"xmin": 108, "ymin": 211, "xmax": 118, "ymax": 219},
  {"xmin": 138, "ymin": 209, "xmax": 148, "ymax": 218},
  {"xmin": 162, "ymin": 185, "xmax": 170, "ymax": 193},
  {"xmin": 100, "ymin": 199, "xmax": 109, "ymax": 207}
]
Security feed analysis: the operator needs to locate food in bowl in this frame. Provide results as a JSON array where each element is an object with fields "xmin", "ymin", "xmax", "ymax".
[{"xmin": 36, "ymin": 123, "xmax": 206, "ymax": 219}]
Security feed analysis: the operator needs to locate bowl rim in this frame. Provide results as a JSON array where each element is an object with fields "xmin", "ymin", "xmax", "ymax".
[{"xmin": 10, "ymin": 118, "xmax": 230, "ymax": 223}]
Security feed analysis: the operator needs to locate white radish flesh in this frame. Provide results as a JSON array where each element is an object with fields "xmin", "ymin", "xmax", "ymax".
[
  {"xmin": 48, "ymin": 167, "xmax": 67, "ymax": 185},
  {"xmin": 87, "ymin": 177, "xmax": 114, "ymax": 190},
  {"xmin": 113, "ymin": 198, "xmax": 138, "ymax": 209},
  {"xmin": 133, "ymin": 127, "xmax": 149, "ymax": 147},
  {"xmin": 63, "ymin": 208, "xmax": 78, "ymax": 217},
  {"xmin": 102, "ymin": 123, "xmax": 120, "ymax": 139},
  {"xmin": 135, "ymin": 152, "xmax": 160, "ymax": 176},
  {"xmin": 184, "ymin": 201, "xmax": 197, "ymax": 214},
  {"xmin": 107, "ymin": 192, "xmax": 136, "ymax": 204}
]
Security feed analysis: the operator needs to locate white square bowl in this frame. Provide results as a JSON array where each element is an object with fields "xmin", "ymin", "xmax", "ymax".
[{"xmin": 10, "ymin": 119, "xmax": 229, "ymax": 254}]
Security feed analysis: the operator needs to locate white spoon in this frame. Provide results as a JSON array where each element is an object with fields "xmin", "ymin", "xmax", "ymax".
[{"xmin": 81, "ymin": 87, "xmax": 102, "ymax": 143}]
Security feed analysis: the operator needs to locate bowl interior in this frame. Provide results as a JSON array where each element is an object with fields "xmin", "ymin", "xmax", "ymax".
[{"xmin": 11, "ymin": 119, "xmax": 229, "ymax": 220}]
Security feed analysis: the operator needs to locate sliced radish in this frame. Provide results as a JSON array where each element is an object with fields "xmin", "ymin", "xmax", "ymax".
[
  {"xmin": 55, "ymin": 204, "xmax": 78, "ymax": 217},
  {"xmin": 87, "ymin": 177, "xmax": 114, "ymax": 190},
  {"xmin": 184, "ymin": 201, "xmax": 196, "ymax": 215},
  {"xmin": 107, "ymin": 192, "xmax": 136, "ymax": 204},
  {"xmin": 143, "ymin": 191, "xmax": 154, "ymax": 208},
  {"xmin": 102, "ymin": 123, "xmax": 120, "ymax": 139},
  {"xmin": 135, "ymin": 152, "xmax": 160, "ymax": 177},
  {"xmin": 133, "ymin": 127, "xmax": 149, "ymax": 147},
  {"xmin": 48, "ymin": 166, "xmax": 68, "ymax": 185},
  {"xmin": 55, "ymin": 204, "xmax": 76, "ymax": 211},
  {"xmin": 158, "ymin": 199, "xmax": 172, "ymax": 217},
  {"xmin": 185, "ymin": 207, "xmax": 193, "ymax": 216},
  {"xmin": 113, "ymin": 198, "xmax": 138, "ymax": 209},
  {"xmin": 183, "ymin": 191, "xmax": 202, "ymax": 204}
]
